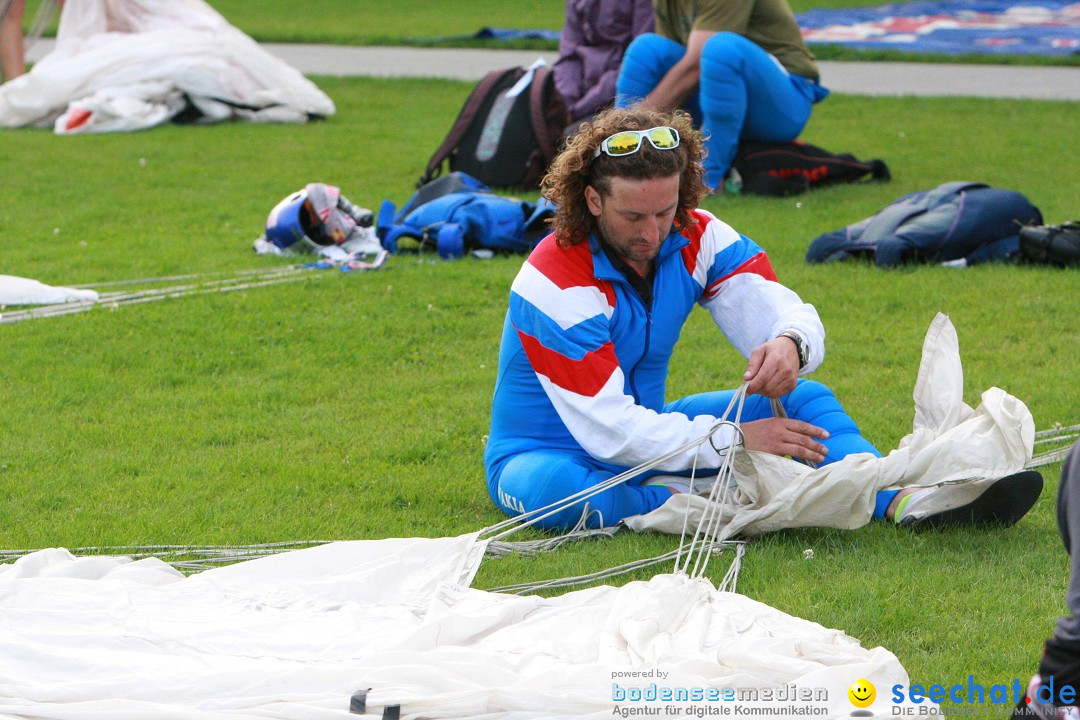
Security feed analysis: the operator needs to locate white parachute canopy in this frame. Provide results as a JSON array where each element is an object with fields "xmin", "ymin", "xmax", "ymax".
[
  {"xmin": 0, "ymin": 535, "xmax": 922, "ymax": 719},
  {"xmin": 0, "ymin": 0, "xmax": 335, "ymax": 133},
  {"xmin": 627, "ymin": 312, "xmax": 1034, "ymax": 537}
]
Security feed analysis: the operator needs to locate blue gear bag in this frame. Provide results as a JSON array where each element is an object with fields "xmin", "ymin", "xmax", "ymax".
[
  {"xmin": 377, "ymin": 171, "xmax": 555, "ymax": 259},
  {"xmin": 807, "ymin": 181, "xmax": 1042, "ymax": 267}
]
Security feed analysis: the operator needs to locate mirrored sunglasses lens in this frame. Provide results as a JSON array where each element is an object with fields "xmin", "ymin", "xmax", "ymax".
[
  {"xmin": 648, "ymin": 127, "xmax": 679, "ymax": 149},
  {"xmin": 605, "ymin": 132, "xmax": 643, "ymax": 156}
]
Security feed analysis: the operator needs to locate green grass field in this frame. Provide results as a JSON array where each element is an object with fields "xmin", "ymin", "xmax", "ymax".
[
  {"xmin": 3, "ymin": 0, "xmax": 1080, "ymax": 711},
  {"xmin": 1, "ymin": 74, "xmax": 1077, "ymax": 702}
]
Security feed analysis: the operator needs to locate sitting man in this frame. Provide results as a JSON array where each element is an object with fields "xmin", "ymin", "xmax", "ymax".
[
  {"xmin": 614, "ymin": 0, "xmax": 829, "ymax": 192},
  {"xmin": 483, "ymin": 105, "xmax": 1041, "ymax": 532}
]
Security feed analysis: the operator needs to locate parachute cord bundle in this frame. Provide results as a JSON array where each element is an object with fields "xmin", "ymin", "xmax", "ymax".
[
  {"xmin": 0, "ymin": 541, "xmax": 330, "ymax": 573},
  {"xmin": 0, "ymin": 266, "xmax": 326, "ymax": 325},
  {"xmin": 1028, "ymin": 423, "xmax": 1080, "ymax": 469},
  {"xmin": 676, "ymin": 385, "xmax": 748, "ymax": 582},
  {"xmin": 478, "ymin": 384, "xmax": 754, "ymax": 595}
]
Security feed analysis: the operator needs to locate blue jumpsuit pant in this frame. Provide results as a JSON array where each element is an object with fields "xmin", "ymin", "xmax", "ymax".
[
  {"xmin": 489, "ymin": 379, "xmax": 894, "ymax": 530},
  {"xmin": 616, "ymin": 32, "xmax": 829, "ymax": 190}
]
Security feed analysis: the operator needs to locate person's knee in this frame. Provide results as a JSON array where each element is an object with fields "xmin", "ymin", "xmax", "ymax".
[
  {"xmin": 783, "ymin": 379, "xmax": 880, "ymax": 460},
  {"xmin": 700, "ymin": 32, "xmax": 754, "ymax": 74},
  {"xmin": 622, "ymin": 33, "xmax": 688, "ymax": 78},
  {"xmin": 785, "ymin": 379, "xmax": 836, "ymax": 412},
  {"xmin": 785, "ymin": 380, "xmax": 859, "ymax": 434},
  {"xmin": 493, "ymin": 453, "xmax": 601, "ymax": 530},
  {"xmin": 624, "ymin": 33, "xmax": 676, "ymax": 60}
]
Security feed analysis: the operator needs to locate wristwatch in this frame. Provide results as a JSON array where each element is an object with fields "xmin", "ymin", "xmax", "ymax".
[{"xmin": 777, "ymin": 331, "xmax": 809, "ymax": 370}]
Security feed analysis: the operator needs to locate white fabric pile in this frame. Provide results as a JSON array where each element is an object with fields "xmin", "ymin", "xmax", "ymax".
[
  {"xmin": 0, "ymin": 534, "xmax": 922, "ymax": 719},
  {"xmin": 627, "ymin": 313, "xmax": 1034, "ymax": 537},
  {"xmin": 0, "ymin": 274, "xmax": 98, "ymax": 305},
  {"xmin": 0, "ymin": 0, "xmax": 335, "ymax": 133}
]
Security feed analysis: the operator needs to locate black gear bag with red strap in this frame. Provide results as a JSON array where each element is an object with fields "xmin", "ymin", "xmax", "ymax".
[
  {"xmin": 419, "ymin": 63, "xmax": 567, "ymax": 191},
  {"xmin": 729, "ymin": 139, "xmax": 891, "ymax": 197}
]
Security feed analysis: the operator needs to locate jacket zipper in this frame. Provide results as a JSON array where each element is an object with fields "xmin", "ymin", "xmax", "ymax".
[{"xmin": 625, "ymin": 283, "xmax": 652, "ymax": 402}]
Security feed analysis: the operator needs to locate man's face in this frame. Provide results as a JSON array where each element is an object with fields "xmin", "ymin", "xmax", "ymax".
[{"xmin": 585, "ymin": 174, "xmax": 680, "ymax": 275}]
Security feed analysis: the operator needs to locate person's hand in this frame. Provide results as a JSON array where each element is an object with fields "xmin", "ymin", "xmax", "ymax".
[
  {"xmin": 740, "ymin": 418, "xmax": 829, "ymax": 463},
  {"xmin": 742, "ymin": 337, "xmax": 800, "ymax": 398}
]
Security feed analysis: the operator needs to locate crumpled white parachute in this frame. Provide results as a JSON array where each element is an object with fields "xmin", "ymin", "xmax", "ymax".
[
  {"xmin": 0, "ymin": 0, "xmax": 335, "ymax": 133},
  {"xmin": 0, "ymin": 535, "xmax": 923, "ymax": 719},
  {"xmin": 0, "ymin": 274, "xmax": 98, "ymax": 305},
  {"xmin": 626, "ymin": 313, "xmax": 1035, "ymax": 537}
]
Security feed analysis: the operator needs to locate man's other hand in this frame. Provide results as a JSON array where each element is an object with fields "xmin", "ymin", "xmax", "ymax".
[
  {"xmin": 741, "ymin": 418, "xmax": 829, "ymax": 463},
  {"xmin": 742, "ymin": 338, "xmax": 800, "ymax": 397}
]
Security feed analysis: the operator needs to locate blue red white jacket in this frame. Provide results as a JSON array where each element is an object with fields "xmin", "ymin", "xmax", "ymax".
[{"xmin": 485, "ymin": 208, "xmax": 824, "ymax": 482}]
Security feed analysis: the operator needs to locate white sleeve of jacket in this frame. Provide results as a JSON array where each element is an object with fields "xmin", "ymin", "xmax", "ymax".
[
  {"xmin": 690, "ymin": 213, "xmax": 825, "ymax": 373},
  {"xmin": 510, "ymin": 258, "xmax": 735, "ymax": 471}
]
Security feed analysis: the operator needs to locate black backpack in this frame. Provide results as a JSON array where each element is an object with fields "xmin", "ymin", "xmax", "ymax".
[
  {"xmin": 420, "ymin": 64, "xmax": 567, "ymax": 191},
  {"xmin": 730, "ymin": 140, "xmax": 890, "ymax": 196},
  {"xmin": 1019, "ymin": 221, "xmax": 1080, "ymax": 267}
]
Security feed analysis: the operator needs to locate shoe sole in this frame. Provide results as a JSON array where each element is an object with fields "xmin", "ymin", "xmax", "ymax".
[{"xmin": 900, "ymin": 470, "xmax": 1043, "ymax": 530}]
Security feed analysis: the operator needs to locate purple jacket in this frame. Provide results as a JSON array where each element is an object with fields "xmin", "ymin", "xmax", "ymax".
[{"xmin": 553, "ymin": 0, "xmax": 654, "ymax": 122}]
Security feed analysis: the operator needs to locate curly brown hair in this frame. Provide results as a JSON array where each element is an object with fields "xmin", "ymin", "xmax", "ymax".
[{"xmin": 541, "ymin": 106, "xmax": 709, "ymax": 248}]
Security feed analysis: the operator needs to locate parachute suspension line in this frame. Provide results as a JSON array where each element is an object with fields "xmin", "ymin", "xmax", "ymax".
[
  {"xmin": 1034, "ymin": 423, "xmax": 1080, "ymax": 440},
  {"xmin": 484, "ymin": 504, "xmax": 620, "ymax": 558},
  {"xmin": 0, "ymin": 541, "xmax": 330, "ymax": 574},
  {"xmin": 478, "ymin": 385, "xmax": 754, "ymax": 593},
  {"xmin": 484, "ymin": 535, "xmax": 747, "ymax": 595},
  {"xmin": 717, "ymin": 542, "xmax": 747, "ymax": 594},
  {"xmin": 0, "ymin": 266, "xmax": 324, "ymax": 325},
  {"xmin": 488, "ymin": 546, "xmax": 683, "ymax": 594},
  {"xmin": 672, "ymin": 384, "xmax": 746, "ymax": 576},
  {"xmin": 479, "ymin": 431, "xmax": 718, "ymax": 542},
  {"xmin": 672, "ymin": 445, "xmax": 703, "ymax": 574},
  {"xmin": 683, "ymin": 384, "xmax": 748, "ymax": 580},
  {"xmin": 72, "ymin": 265, "xmax": 308, "ymax": 290},
  {"xmin": 1028, "ymin": 423, "xmax": 1080, "ymax": 469}
]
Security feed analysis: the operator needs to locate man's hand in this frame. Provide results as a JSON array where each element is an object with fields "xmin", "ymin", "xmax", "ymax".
[
  {"xmin": 742, "ymin": 337, "xmax": 800, "ymax": 398},
  {"xmin": 740, "ymin": 418, "xmax": 829, "ymax": 464}
]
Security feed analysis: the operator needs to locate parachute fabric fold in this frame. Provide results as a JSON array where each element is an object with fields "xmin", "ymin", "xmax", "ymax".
[
  {"xmin": 0, "ymin": 0, "xmax": 334, "ymax": 133},
  {"xmin": 625, "ymin": 313, "xmax": 1035, "ymax": 537},
  {"xmin": 0, "ymin": 533, "xmax": 922, "ymax": 717}
]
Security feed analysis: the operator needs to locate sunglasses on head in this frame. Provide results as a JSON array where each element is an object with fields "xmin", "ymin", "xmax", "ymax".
[{"xmin": 593, "ymin": 126, "xmax": 681, "ymax": 158}]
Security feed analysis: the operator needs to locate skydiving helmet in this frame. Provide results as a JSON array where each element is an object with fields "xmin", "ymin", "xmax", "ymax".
[{"xmin": 265, "ymin": 183, "xmax": 370, "ymax": 252}]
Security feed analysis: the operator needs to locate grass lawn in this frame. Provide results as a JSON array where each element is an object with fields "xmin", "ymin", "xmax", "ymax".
[{"xmin": 1, "ymin": 42, "xmax": 1079, "ymax": 720}]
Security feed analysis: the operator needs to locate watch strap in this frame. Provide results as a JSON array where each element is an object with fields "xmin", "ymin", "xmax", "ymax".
[{"xmin": 777, "ymin": 331, "xmax": 808, "ymax": 370}]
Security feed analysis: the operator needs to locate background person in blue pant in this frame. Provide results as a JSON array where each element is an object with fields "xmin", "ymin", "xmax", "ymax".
[
  {"xmin": 483, "ymin": 105, "xmax": 1041, "ymax": 532},
  {"xmin": 615, "ymin": 0, "xmax": 829, "ymax": 192}
]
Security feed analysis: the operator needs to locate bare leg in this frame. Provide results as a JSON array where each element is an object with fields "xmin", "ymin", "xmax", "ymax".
[{"xmin": 0, "ymin": 0, "xmax": 26, "ymax": 82}]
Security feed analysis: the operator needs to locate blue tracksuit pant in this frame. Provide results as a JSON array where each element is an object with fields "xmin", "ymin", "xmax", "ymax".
[
  {"xmin": 490, "ymin": 379, "xmax": 895, "ymax": 530},
  {"xmin": 616, "ymin": 32, "xmax": 829, "ymax": 190}
]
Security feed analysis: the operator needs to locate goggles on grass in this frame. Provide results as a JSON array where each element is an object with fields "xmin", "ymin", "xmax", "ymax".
[{"xmin": 593, "ymin": 126, "xmax": 680, "ymax": 158}]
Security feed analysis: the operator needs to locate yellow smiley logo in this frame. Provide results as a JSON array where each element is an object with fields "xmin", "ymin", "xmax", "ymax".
[{"xmin": 848, "ymin": 679, "xmax": 876, "ymax": 708}]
